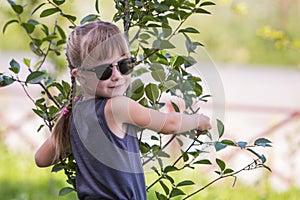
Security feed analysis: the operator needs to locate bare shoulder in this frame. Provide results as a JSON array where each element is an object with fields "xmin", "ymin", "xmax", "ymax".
[{"xmin": 107, "ymin": 96, "xmax": 137, "ymax": 109}]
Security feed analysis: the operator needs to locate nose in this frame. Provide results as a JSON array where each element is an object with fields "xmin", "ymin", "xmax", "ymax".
[{"xmin": 110, "ymin": 65, "xmax": 122, "ymax": 81}]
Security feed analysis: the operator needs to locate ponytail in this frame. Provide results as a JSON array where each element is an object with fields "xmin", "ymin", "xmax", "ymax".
[{"xmin": 51, "ymin": 74, "xmax": 77, "ymax": 162}]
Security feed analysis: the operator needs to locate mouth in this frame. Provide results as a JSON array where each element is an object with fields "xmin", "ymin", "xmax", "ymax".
[{"xmin": 108, "ymin": 84, "xmax": 123, "ymax": 89}]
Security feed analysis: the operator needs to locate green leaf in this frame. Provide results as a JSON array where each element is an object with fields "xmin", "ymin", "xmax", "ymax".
[
  {"xmin": 170, "ymin": 188, "xmax": 185, "ymax": 197},
  {"xmin": 171, "ymin": 101, "xmax": 180, "ymax": 112},
  {"xmin": 155, "ymin": 191, "xmax": 168, "ymax": 200},
  {"xmin": 164, "ymin": 166, "xmax": 179, "ymax": 173},
  {"xmin": 30, "ymin": 42, "xmax": 43, "ymax": 56},
  {"xmin": 56, "ymin": 25, "xmax": 66, "ymax": 39},
  {"xmin": 165, "ymin": 175, "xmax": 174, "ymax": 184},
  {"xmin": 40, "ymin": 8, "xmax": 60, "ymax": 18},
  {"xmin": 3, "ymin": 19, "xmax": 19, "ymax": 34},
  {"xmin": 153, "ymin": 40, "xmax": 175, "ymax": 49},
  {"xmin": 217, "ymin": 119, "xmax": 224, "ymax": 138},
  {"xmin": 172, "ymin": 56, "xmax": 185, "ymax": 67},
  {"xmin": 80, "ymin": 14, "xmax": 99, "ymax": 25},
  {"xmin": 216, "ymin": 158, "xmax": 226, "ymax": 171},
  {"xmin": 140, "ymin": 142, "xmax": 151, "ymax": 154},
  {"xmin": 62, "ymin": 14, "xmax": 77, "ymax": 22},
  {"xmin": 51, "ymin": 163, "xmax": 65, "ymax": 172},
  {"xmin": 159, "ymin": 181, "xmax": 170, "ymax": 195},
  {"xmin": 0, "ymin": 75, "xmax": 15, "ymax": 87},
  {"xmin": 53, "ymin": 0, "xmax": 65, "ymax": 6},
  {"xmin": 26, "ymin": 71, "xmax": 46, "ymax": 84},
  {"xmin": 194, "ymin": 7, "xmax": 211, "ymax": 14},
  {"xmin": 214, "ymin": 141, "xmax": 227, "ymax": 151},
  {"xmin": 62, "ymin": 80, "xmax": 71, "ymax": 97},
  {"xmin": 9, "ymin": 59, "xmax": 20, "ymax": 74},
  {"xmin": 179, "ymin": 27, "xmax": 200, "ymax": 34},
  {"xmin": 223, "ymin": 168, "xmax": 234, "ymax": 174},
  {"xmin": 32, "ymin": 109, "xmax": 48, "ymax": 119},
  {"xmin": 23, "ymin": 58, "xmax": 31, "ymax": 67},
  {"xmin": 162, "ymin": 80, "xmax": 177, "ymax": 91},
  {"xmin": 151, "ymin": 135, "xmax": 159, "ymax": 140},
  {"xmin": 155, "ymin": 151, "xmax": 170, "ymax": 158},
  {"xmin": 182, "ymin": 152, "xmax": 189, "ymax": 162},
  {"xmin": 151, "ymin": 69, "xmax": 166, "ymax": 82},
  {"xmin": 139, "ymin": 33, "xmax": 151, "ymax": 40},
  {"xmin": 261, "ymin": 154, "xmax": 267, "ymax": 163},
  {"xmin": 151, "ymin": 166, "xmax": 161, "ymax": 176},
  {"xmin": 11, "ymin": 5, "xmax": 23, "ymax": 14},
  {"xmin": 254, "ymin": 138, "xmax": 272, "ymax": 147},
  {"xmin": 58, "ymin": 187, "xmax": 75, "ymax": 196},
  {"xmin": 31, "ymin": 3, "xmax": 46, "ymax": 16},
  {"xmin": 145, "ymin": 83, "xmax": 159, "ymax": 103},
  {"xmin": 221, "ymin": 139, "xmax": 236, "ymax": 146},
  {"xmin": 193, "ymin": 159, "xmax": 212, "ymax": 165},
  {"xmin": 200, "ymin": 1, "xmax": 216, "ymax": 7},
  {"xmin": 177, "ymin": 180, "xmax": 194, "ymax": 187},
  {"xmin": 22, "ymin": 22, "xmax": 35, "ymax": 34}
]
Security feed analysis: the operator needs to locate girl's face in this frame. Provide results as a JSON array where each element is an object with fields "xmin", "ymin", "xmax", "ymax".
[{"xmin": 75, "ymin": 55, "xmax": 132, "ymax": 100}]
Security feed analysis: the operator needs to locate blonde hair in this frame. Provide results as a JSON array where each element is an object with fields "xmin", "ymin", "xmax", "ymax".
[{"xmin": 51, "ymin": 21, "xmax": 130, "ymax": 161}]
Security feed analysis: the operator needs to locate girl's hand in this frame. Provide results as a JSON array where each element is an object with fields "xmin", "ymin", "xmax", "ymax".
[{"xmin": 197, "ymin": 114, "xmax": 212, "ymax": 132}]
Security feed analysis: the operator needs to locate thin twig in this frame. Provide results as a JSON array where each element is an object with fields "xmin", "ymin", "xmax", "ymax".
[{"xmin": 182, "ymin": 158, "xmax": 263, "ymax": 200}]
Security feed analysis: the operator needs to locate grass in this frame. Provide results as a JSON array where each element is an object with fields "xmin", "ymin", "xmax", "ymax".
[{"xmin": 0, "ymin": 143, "xmax": 77, "ymax": 200}]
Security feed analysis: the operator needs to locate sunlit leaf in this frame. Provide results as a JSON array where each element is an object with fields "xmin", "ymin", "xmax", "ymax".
[{"xmin": 145, "ymin": 83, "xmax": 159, "ymax": 103}]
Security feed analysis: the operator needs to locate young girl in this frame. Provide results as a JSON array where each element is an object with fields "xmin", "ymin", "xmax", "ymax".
[{"xmin": 35, "ymin": 20, "xmax": 211, "ymax": 200}]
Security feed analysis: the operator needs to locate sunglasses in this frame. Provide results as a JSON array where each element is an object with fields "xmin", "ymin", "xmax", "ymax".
[{"xmin": 80, "ymin": 57, "xmax": 136, "ymax": 80}]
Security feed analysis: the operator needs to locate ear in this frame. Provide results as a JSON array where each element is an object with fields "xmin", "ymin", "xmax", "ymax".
[
  {"xmin": 71, "ymin": 68, "xmax": 82, "ymax": 83},
  {"xmin": 71, "ymin": 68, "xmax": 79, "ymax": 77}
]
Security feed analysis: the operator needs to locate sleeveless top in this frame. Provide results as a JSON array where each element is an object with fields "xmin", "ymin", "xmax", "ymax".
[{"xmin": 70, "ymin": 98, "xmax": 147, "ymax": 200}]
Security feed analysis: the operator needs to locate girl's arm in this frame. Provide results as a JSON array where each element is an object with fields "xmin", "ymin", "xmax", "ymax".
[
  {"xmin": 108, "ymin": 96, "xmax": 211, "ymax": 134},
  {"xmin": 34, "ymin": 137, "xmax": 57, "ymax": 167}
]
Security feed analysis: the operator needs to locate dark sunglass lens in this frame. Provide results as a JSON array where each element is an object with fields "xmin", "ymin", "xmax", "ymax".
[
  {"xmin": 119, "ymin": 58, "xmax": 135, "ymax": 75},
  {"xmin": 99, "ymin": 67, "xmax": 112, "ymax": 80}
]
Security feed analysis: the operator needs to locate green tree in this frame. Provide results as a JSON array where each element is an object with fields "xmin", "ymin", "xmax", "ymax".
[{"xmin": 1, "ymin": 0, "xmax": 272, "ymax": 199}]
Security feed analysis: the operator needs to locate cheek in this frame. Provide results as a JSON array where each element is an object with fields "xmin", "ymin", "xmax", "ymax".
[{"xmin": 124, "ymin": 75, "xmax": 131, "ymax": 87}]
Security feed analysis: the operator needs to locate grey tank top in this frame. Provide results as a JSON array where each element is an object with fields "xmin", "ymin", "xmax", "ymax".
[{"xmin": 70, "ymin": 98, "xmax": 146, "ymax": 200}]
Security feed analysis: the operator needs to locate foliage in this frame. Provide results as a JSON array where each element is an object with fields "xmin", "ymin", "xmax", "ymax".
[{"xmin": 1, "ymin": 0, "xmax": 272, "ymax": 199}]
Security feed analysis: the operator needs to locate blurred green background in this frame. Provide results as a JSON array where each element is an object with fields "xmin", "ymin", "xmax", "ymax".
[{"xmin": 1, "ymin": 0, "xmax": 300, "ymax": 199}]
